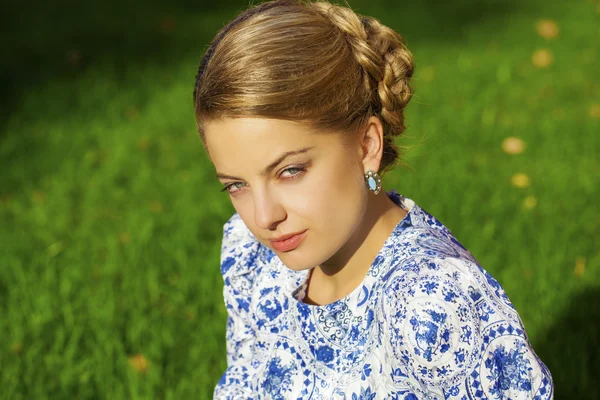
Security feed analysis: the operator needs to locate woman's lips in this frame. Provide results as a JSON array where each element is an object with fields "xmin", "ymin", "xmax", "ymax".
[{"xmin": 269, "ymin": 230, "xmax": 307, "ymax": 252}]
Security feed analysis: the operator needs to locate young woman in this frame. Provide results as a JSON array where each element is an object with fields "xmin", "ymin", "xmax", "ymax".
[{"xmin": 193, "ymin": 0, "xmax": 553, "ymax": 398}]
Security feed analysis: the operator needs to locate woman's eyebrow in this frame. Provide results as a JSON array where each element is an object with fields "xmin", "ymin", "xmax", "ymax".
[{"xmin": 216, "ymin": 146, "xmax": 314, "ymax": 180}]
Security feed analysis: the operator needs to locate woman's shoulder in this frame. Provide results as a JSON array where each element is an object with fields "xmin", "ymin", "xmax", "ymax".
[
  {"xmin": 387, "ymin": 191, "xmax": 475, "ymax": 259},
  {"xmin": 381, "ymin": 212, "xmax": 522, "ymax": 329},
  {"xmin": 378, "ymin": 231, "xmax": 553, "ymax": 396},
  {"xmin": 379, "ymin": 254, "xmax": 553, "ymax": 396},
  {"xmin": 382, "ymin": 194, "xmax": 516, "ymax": 319}
]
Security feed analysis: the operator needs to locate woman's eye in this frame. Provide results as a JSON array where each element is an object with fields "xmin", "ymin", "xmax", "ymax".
[
  {"xmin": 221, "ymin": 166, "xmax": 306, "ymax": 194},
  {"xmin": 222, "ymin": 182, "xmax": 246, "ymax": 194},
  {"xmin": 280, "ymin": 166, "xmax": 305, "ymax": 178}
]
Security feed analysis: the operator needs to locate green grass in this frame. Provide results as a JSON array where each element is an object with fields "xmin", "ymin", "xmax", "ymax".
[{"xmin": 0, "ymin": 0, "xmax": 598, "ymax": 398}]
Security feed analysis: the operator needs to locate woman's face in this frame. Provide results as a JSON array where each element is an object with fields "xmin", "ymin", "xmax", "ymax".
[{"xmin": 203, "ymin": 117, "xmax": 370, "ymax": 271}]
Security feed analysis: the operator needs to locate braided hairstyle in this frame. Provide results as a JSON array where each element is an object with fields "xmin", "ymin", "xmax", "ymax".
[{"xmin": 194, "ymin": 0, "xmax": 414, "ymax": 173}]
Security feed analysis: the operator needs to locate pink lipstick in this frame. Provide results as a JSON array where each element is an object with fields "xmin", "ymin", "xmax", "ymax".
[{"xmin": 269, "ymin": 230, "xmax": 307, "ymax": 252}]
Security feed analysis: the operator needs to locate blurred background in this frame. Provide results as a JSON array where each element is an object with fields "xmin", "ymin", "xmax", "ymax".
[{"xmin": 0, "ymin": 0, "xmax": 598, "ymax": 398}]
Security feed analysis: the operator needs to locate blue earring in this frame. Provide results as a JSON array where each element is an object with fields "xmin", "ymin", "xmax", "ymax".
[{"xmin": 364, "ymin": 170, "xmax": 382, "ymax": 194}]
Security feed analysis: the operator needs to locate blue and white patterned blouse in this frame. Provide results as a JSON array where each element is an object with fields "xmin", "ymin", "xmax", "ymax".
[{"xmin": 214, "ymin": 191, "xmax": 553, "ymax": 399}]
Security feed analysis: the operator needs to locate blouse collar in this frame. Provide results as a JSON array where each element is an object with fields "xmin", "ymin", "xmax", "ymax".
[{"xmin": 283, "ymin": 190, "xmax": 419, "ymax": 311}]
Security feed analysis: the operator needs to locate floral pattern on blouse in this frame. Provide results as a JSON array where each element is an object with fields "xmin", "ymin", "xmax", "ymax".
[{"xmin": 214, "ymin": 191, "xmax": 553, "ymax": 399}]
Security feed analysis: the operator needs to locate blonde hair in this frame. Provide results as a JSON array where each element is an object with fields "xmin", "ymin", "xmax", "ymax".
[{"xmin": 193, "ymin": 0, "xmax": 414, "ymax": 173}]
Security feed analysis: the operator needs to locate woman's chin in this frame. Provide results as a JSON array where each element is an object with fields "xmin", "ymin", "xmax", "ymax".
[{"xmin": 276, "ymin": 252, "xmax": 316, "ymax": 272}]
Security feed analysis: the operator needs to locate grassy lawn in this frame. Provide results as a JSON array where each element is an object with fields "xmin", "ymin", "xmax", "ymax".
[{"xmin": 0, "ymin": 0, "xmax": 597, "ymax": 398}]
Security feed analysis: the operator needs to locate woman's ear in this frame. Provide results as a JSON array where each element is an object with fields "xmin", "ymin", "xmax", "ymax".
[{"xmin": 360, "ymin": 116, "xmax": 385, "ymax": 173}]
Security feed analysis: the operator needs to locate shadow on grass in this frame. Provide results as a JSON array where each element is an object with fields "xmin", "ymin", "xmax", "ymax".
[
  {"xmin": 536, "ymin": 287, "xmax": 600, "ymax": 399},
  {"xmin": 0, "ymin": 0, "xmax": 521, "ymax": 133},
  {"xmin": 372, "ymin": 0, "xmax": 519, "ymax": 40},
  {"xmin": 0, "ymin": 0, "xmax": 241, "ymax": 133}
]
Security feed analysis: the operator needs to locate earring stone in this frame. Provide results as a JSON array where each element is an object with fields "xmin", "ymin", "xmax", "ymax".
[{"xmin": 364, "ymin": 170, "xmax": 382, "ymax": 194}]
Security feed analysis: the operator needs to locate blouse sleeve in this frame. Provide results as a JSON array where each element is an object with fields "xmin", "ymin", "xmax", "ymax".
[
  {"xmin": 214, "ymin": 213, "xmax": 262, "ymax": 399},
  {"xmin": 382, "ymin": 256, "xmax": 553, "ymax": 399}
]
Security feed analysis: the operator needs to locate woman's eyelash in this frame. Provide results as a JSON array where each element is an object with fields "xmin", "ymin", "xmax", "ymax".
[
  {"xmin": 279, "ymin": 165, "xmax": 306, "ymax": 178},
  {"xmin": 220, "ymin": 182, "xmax": 245, "ymax": 192},
  {"xmin": 220, "ymin": 163, "xmax": 309, "ymax": 193}
]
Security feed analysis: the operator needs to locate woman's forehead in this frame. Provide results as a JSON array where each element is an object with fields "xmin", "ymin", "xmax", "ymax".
[
  {"xmin": 206, "ymin": 118, "xmax": 312, "ymax": 163},
  {"xmin": 204, "ymin": 118, "xmax": 348, "ymax": 174},
  {"xmin": 205, "ymin": 118, "xmax": 336, "ymax": 155}
]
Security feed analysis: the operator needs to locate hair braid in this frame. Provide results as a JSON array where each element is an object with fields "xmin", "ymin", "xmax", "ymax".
[{"xmin": 310, "ymin": 1, "xmax": 415, "ymax": 171}]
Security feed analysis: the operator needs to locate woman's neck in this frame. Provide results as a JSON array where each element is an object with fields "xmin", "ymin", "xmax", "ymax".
[{"xmin": 304, "ymin": 191, "xmax": 408, "ymax": 305}]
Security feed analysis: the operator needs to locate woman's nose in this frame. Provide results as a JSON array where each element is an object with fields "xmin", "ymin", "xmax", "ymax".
[{"xmin": 253, "ymin": 189, "xmax": 286, "ymax": 230}]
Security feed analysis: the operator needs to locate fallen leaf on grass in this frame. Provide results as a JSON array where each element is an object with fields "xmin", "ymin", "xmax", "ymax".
[
  {"xmin": 574, "ymin": 257, "xmax": 586, "ymax": 278},
  {"xmin": 119, "ymin": 232, "xmax": 131, "ymax": 244},
  {"xmin": 11, "ymin": 343, "xmax": 22, "ymax": 354},
  {"xmin": 128, "ymin": 354, "xmax": 149, "ymax": 373},
  {"xmin": 502, "ymin": 136, "xmax": 526, "ymax": 155},
  {"xmin": 523, "ymin": 195, "xmax": 538, "ymax": 210},
  {"xmin": 532, "ymin": 49, "xmax": 553, "ymax": 68},
  {"xmin": 535, "ymin": 19, "xmax": 559, "ymax": 39},
  {"xmin": 511, "ymin": 173, "xmax": 531, "ymax": 188},
  {"xmin": 589, "ymin": 104, "xmax": 600, "ymax": 119}
]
